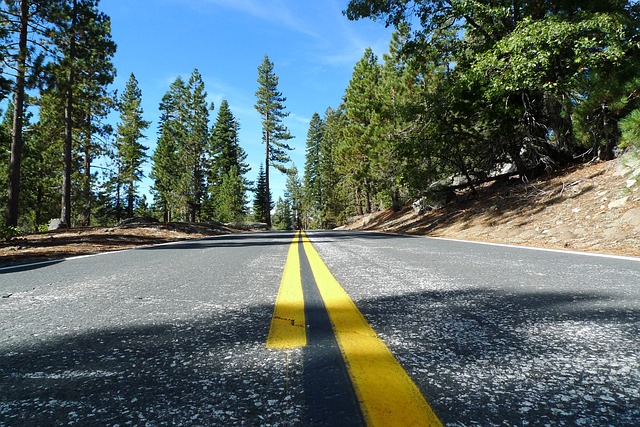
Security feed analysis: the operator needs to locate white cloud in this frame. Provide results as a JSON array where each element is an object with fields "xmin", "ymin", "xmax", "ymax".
[{"xmin": 195, "ymin": 0, "xmax": 318, "ymax": 37}]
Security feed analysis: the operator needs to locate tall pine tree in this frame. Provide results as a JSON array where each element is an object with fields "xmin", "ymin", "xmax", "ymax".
[
  {"xmin": 254, "ymin": 55, "xmax": 293, "ymax": 228},
  {"xmin": 303, "ymin": 112, "xmax": 325, "ymax": 227},
  {"xmin": 48, "ymin": 0, "xmax": 116, "ymax": 226},
  {"xmin": 2, "ymin": 0, "xmax": 50, "ymax": 227},
  {"xmin": 206, "ymin": 99, "xmax": 249, "ymax": 220},
  {"xmin": 180, "ymin": 68, "xmax": 211, "ymax": 222},
  {"xmin": 339, "ymin": 48, "xmax": 381, "ymax": 215},
  {"xmin": 151, "ymin": 76, "xmax": 187, "ymax": 222},
  {"xmin": 115, "ymin": 73, "xmax": 150, "ymax": 219}
]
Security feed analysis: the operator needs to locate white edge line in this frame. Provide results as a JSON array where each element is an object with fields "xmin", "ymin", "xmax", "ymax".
[
  {"xmin": 355, "ymin": 229, "xmax": 640, "ymax": 263},
  {"xmin": 425, "ymin": 234, "xmax": 640, "ymax": 262}
]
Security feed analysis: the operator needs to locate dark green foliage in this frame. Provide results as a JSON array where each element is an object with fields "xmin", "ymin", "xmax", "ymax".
[
  {"xmin": 1, "ymin": 0, "xmax": 116, "ymax": 230},
  {"xmin": 151, "ymin": 76, "xmax": 187, "ymax": 223},
  {"xmin": 303, "ymin": 113, "xmax": 325, "ymax": 227},
  {"xmin": 252, "ymin": 164, "xmax": 272, "ymax": 224},
  {"xmin": 180, "ymin": 68, "xmax": 210, "ymax": 222},
  {"xmin": 216, "ymin": 166, "xmax": 246, "ymax": 223},
  {"xmin": 314, "ymin": 0, "xmax": 640, "ymax": 224},
  {"xmin": 116, "ymin": 73, "xmax": 150, "ymax": 220},
  {"xmin": 620, "ymin": 109, "xmax": 640, "ymax": 150},
  {"xmin": 272, "ymin": 196, "xmax": 293, "ymax": 230},
  {"xmin": 205, "ymin": 99, "xmax": 250, "ymax": 221},
  {"xmin": 285, "ymin": 166, "xmax": 302, "ymax": 230}
]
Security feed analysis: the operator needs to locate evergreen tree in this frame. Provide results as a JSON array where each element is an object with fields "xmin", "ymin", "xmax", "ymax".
[
  {"xmin": 319, "ymin": 107, "xmax": 347, "ymax": 228},
  {"xmin": 254, "ymin": 55, "xmax": 293, "ymax": 228},
  {"xmin": 374, "ymin": 25, "xmax": 417, "ymax": 211},
  {"xmin": 216, "ymin": 165, "xmax": 246, "ymax": 223},
  {"xmin": 272, "ymin": 196, "xmax": 292, "ymax": 230},
  {"xmin": 252, "ymin": 163, "xmax": 272, "ymax": 224},
  {"xmin": 2, "ymin": 0, "xmax": 50, "ymax": 226},
  {"xmin": 180, "ymin": 68, "xmax": 211, "ymax": 222},
  {"xmin": 48, "ymin": 0, "xmax": 116, "ymax": 226},
  {"xmin": 151, "ymin": 76, "xmax": 187, "ymax": 222},
  {"xmin": 285, "ymin": 166, "xmax": 303, "ymax": 230},
  {"xmin": 115, "ymin": 73, "xmax": 150, "ymax": 219},
  {"xmin": 303, "ymin": 113, "xmax": 325, "ymax": 227},
  {"xmin": 206, "ymin": 99, "xmax": 250, "ymax": 220},
  {"xmin": 339, "ymin": 48, "xmax": 381, "ymax": 215},
  {"xmin": 25, "ymin": 92, "xmax": 65, "ymax": 229}
]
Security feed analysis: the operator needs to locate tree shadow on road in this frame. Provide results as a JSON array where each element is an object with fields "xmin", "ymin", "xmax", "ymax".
[
  {"xmin": 0, "ymin": 303, "xmax": 304, "ymax": 426},
  {"xmin": 3, "ymin": 281, "xmax": 637, "ymax": 425},
  {"xmin": 356, "ymin": 287, "xmax": 640, "ymax": 426}
]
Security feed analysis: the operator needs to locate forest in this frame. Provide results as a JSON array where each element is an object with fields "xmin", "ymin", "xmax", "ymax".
[{"xmin": 2, "ymin": 0, "xmax": 640, "ymax": 236}]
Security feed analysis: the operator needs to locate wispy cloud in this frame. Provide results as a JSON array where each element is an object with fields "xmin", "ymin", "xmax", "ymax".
[
  {"xmin": 289, "ymin": 113, "xmax": 310, "ymax": 125},
  {"xmin": 198, "ymin": 0, "xmax": 318, "ymax": 37}
]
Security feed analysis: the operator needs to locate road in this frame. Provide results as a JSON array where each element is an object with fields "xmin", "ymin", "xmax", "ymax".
[{"xmin": 1, "ymin": 230, "xmax": 639, "ymax": 426}]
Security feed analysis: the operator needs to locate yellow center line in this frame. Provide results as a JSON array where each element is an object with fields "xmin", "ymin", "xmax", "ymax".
[
  {"xmin": 266, "ymin": 231, "xmax": 307, "ymax": 349},
  {"xmin": 301, "ymin": 231, "xmax": 443, "ymax": 427}
]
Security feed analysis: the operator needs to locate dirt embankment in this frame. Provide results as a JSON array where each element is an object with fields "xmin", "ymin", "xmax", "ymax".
[
  {"xmin": 343, "ymin": 159, "xmax": 640, "ymax": 257},
  {"xmin": 0, "ymin": 222, "xmax": 248, "ymax": 268}
]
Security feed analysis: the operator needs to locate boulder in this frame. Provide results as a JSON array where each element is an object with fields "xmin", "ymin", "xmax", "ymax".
[
  {"xmin": 119, "ymin": 216, "xmax": 159, "ymax": 226},
  {"xmin": 607, "ymin": 196, "xmax": 629, "ymax": 210},
  {"xmin": 48, "ymin": 218, "xmax": 64, "ymax": 231}
]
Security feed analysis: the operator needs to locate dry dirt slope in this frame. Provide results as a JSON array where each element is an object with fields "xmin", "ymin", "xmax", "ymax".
[
  {"xmin": 0, "ymin": 222, "xmax": 242, "ymax": 268},
  {"xmin": 343, "ymin": 159, "xmax": 640, "ymax": 257}
]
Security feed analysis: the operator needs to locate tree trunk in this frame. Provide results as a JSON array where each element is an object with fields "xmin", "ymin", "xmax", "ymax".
[
  {"xmin": 6, "ymin": 0, "xmax": 29, "ymax": 227},
  {"xmin": 115, "ymin": 165, "xmax": 121, "ymax": 223},
  {"xmin": 61, "ymin": 0, "xmax": 78, "ymax": 228},
  {"xmin": 127, "ymin": 187, "xmax": 134, "ymax": 218},
  {"xmin": 81, "ymin": 97, "xmax": 95, "ymax": 226},
  {"xmin": 264, "ymin": 124, "xmax": 272, "ymax": 228},
  {"xmin": 364, "ymin": 181, "xmax": 372, "ymax": 214},
  {"xmin": 391, "ymin": 181, "xmax": 401, "ymax": 212},
  {"xmin": 354, "ymin": 186, "xmax": 363, "ymax": 216},
  {"xmin": 82, "ymin": 117, "xmax": 91, "ymax": 226}
]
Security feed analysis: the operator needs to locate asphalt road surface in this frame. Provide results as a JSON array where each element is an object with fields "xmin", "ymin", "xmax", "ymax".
[{"xmin": 1, "ymin": 230, "xmax": 639, "ymax": 426}]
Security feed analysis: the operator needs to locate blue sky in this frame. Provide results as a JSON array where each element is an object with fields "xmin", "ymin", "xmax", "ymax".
[{"xmin": 100, "ymin": 0, "xmax": 394, "ymax": 204}]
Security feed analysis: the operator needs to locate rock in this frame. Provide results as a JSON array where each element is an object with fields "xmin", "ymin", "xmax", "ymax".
[
  {"xmin": 607, "ymin": 196, "xmax": 629, "ymax": 210},
  {"xmin": 412, "ymin": 184, "xmax": 456, "ymax": 214},
  {"xmin": 48, "ymin": 218, "xmax": 64, "ymax": 231},
  {"xmin": 119, "ymin": 216, "xmax": 159, "ymax": 226},
  {"xmin": 621, "ymin": 208, "xmax": 640, "ymax": 228}
]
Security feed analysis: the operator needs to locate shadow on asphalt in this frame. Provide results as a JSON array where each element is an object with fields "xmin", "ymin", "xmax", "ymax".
[
  {"xmin": 355, "ymin": 288, "xmax": 640, "ymax": 425},
  {"xmin": 0, "ymin": 259, "xmax": 64, "ymax": 275},
  {"xmin": 2, "ymin": 284, "xmax": 638, "ymax": 424},
  {"xmin": 136, "ymin": 229, "xmax": 410, "ymax": 251},
  {"xmin": 0, "ymin": 230, "xmax": 404, "ymax": 274}
]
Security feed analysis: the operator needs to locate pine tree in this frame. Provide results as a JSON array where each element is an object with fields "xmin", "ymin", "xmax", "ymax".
[
  {"xmin": 206, "ymin": 99, "xmax": 250, "ymax": 220},
  {"xmin": 48, "ymin": 0, "xmax": 116, "ymax": 226},
  {"xmin": 2, "ymin": 0, "xmax": 50, "ymax": 226},
  {"xmin": 254, "ymin": 55, "xmax": 293, "ymax": 228},
  {"xmin": 285, "ymin": 166, "xmax": 303, "ymax": 230},
  {"xmin": 180, "ymin": 68, "xmax": 211, "ymax": 222},
  {"xmin": 339, "ymin": 48, "xmax": 381, "ymax": 215},
  {"xmin": 151, "ymin": 77, "xmax": 187, "ymax": 222},
  {"xmin": 319, "ymin": 107, "xmax": 345, "ymax": 228},
  {"xmin": 115, "ymin": 73, "xmax": 150, "ymax": 219},
  {"xmin": 252, "ymin": 163, "xmax": 272, "ymax": 224},
  {"xmin": 303, "ymin": 113, "xmax": 325, "ymax": 227},
  {"xmin": 272, "ymin": 197, "xmax": 292, "ymax": 230},
  {"xmin": 374, "ymin": 25, "xmax": 416, "ymax": 211},
  {"xmin": 216, "ymin": 165, "xmax": 246, "ymax": 223}
]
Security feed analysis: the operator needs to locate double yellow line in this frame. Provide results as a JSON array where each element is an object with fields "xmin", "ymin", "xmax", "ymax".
[{"xmin": 267, "ymin": 231, "xmax": 442, "ymax": 427}]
